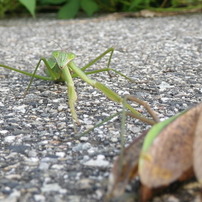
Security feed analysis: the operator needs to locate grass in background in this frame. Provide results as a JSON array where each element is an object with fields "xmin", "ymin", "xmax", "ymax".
[{"xmin": 0, "ymin": 0, "xmax": 201, "ymax": 19}]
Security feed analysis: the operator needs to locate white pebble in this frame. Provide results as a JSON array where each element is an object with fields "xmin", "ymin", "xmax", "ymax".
[
  {"xmin": 83, "ymin": 154, "xmax": 109, "ymax": 167},
  {"xmin": 4, "ymin": 136, "xmax": 16, "ymax": 143}
]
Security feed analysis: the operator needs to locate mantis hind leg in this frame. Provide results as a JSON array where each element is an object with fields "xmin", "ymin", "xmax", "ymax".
[
  {"xmin": 124, "ymin": 95, "xmax": 160, "ymax": 125},
  {"xmin": 77, "ymin": 95, "xmax": 158, "ymax": 137}
]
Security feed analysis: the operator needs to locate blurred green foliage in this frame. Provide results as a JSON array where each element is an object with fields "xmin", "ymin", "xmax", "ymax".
[
  {"xmin": 0, "ymin": 0, "xmax": 20, "ymax": 18},
  {"xmin": 0, "ymin": 0, "xmax": 201, "ymax": 19},
  {"xmin": 19, "ymin": 0, "xmax": 36, "ymax": 17}
]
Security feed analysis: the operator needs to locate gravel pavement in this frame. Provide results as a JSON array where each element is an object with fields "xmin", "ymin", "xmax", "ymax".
[{"xmin": 0, "ymin": 13, "xmax": 202, "ymax": 202}]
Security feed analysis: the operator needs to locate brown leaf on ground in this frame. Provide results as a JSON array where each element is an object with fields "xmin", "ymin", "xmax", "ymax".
[
  {"xmin": 108, "ymin": 102, "xmax": 202, "ymax": 202},
  {"xmin": 106, "ymin": 131, "xmax": 148, "ymax": 200},
  {"xmin": 139, "ymin": 103, "xmax": 202, "ymax": 189},
  {"xmin": 194, "ymin": 112, "xmax": 202, "ymax": 183}
]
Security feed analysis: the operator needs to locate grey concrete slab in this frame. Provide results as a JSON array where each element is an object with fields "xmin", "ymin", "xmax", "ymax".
[{"xmin": 0, "ymin": 14, "xmax": 202, "ymax": 201}]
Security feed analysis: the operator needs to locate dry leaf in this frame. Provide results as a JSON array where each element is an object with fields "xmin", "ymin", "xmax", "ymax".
[
  {"xmin": 108, "ymin": 102, "xmax": 202, "ymax": 202},
  {"xmin": 139, "ymin": 103, "xmax": 202, "ymax": 188},
  {"xmin": 194, "ymin": 111, "xmax": 202, "ymax": 183},
  {"xmin": 106, "ymin": 131, "xmax": 147, "ymax": 200}
]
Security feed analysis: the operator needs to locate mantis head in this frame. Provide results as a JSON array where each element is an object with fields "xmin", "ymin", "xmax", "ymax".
[{"xmin": 52, "ymin": 51, "xmax": 76, "ymax": 68}]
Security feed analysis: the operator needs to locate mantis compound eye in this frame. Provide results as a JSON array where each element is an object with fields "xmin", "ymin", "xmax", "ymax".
[{"xmin": 67, "ymin": 53, "xmax": 76, "ymax": 60}]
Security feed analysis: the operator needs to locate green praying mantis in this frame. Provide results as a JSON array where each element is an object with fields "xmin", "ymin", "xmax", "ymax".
[
  {"xmin": 107, "ymin": 96, "xmax": 202, "ymax": 201},
  {"xmin": 0, "ymin": 48, "xmax": 155, "ymax": 130}
]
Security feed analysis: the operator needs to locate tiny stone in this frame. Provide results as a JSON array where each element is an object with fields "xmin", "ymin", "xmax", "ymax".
[
  {"xmin": 34, "ymin": 195, "xmax": 45, "ymax": 202},
  {"xmin": 2, "ymin": 190, "xmax": 21, "ymax": 202},
  {"xmin": 161, "ymin": 97, "xmax": 170, "ymax": 102},
  {"xmin": 72, "ymin": 143, "xmax": 91, "ymax": 152},
  {"xmin": 38, "ymin": 162, "xmax": 50, "ymax": 170},
  {"xmin": 0, "ymin": 130, "xmax": 9, "ymax": 134},
  {"xmin": 41, "ymin": 183, "xmax": 67, "ymax": 194},
  {"xmin": 82, "ymin": 143, "xmax": 91, "ymax": 150},
  {"xmin": 83, "ymin": 154, "xmax": 110, "ymax": 167},
  {"xmin": 82, "ymin": 155, "xmax": 90, "ymax": 161},
  {"xmin": 87, "ymin": 147, "xmax": 98, "ymax": 154},
  {"xmin": 80, "ymin": 136, "xmax": 89, "ymax": 141},
  {"xmin": 111, "ymin": 137, "xmax": 118, "ymax": 142},
  {"xmin": 5, "ymin": 174, "xmax": 21, "ymax": 180},
  {"xmin": 85, "ymin": 124, "xmax": 94, "ymax": 129},
  {"xmin": 26, "ymin": 157, "xmax": 39, "ymax": 165},
  {"xmin": 68, "ymin": 195, "xmax": 81, "ymax": 202},
  {"xmin": 27, "ymin": 150, "xmax": 38, "ymax": 157},
  {"xmin": 159, "ymin": 81, "xmax": 172, "ymax": 91},
  {"xmin": 95, "ymin": 189, "xmax": 103, "ymax": 199},
  {"xmin": 83, "ymin": 118, "xmax": 93, "ymax": 125},
  {"xmin": 165, "ymin": 195, "xmax": 180, "ymax": 202},
  {"xmin": 51, "ymin": 164, "xmax": 64, "ymax": 169},
  {"xmin": 55, "ymin": 152, "xmax": 65, "ymax": 158},
  {"xmin": 58, "ymin": 105, "xmax": 66, "ymax": 111},
  {"xmin": 4, "ymin": 136, "xmax": 16, "ymax": 143},
  {"xmin": 13, "ymin": 105, "xmax": 27, "ymax": 113},
  {"xmin": 77, "ymin": 178, "xmax": 94, "ymax": 189}
]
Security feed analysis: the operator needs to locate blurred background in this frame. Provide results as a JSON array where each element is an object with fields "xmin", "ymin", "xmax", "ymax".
[{"xmin": 0, "ymin": 0, "xmax": 202, "ymax": 19}]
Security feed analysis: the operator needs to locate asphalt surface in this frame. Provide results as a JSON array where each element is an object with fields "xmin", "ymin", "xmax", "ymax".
[{"xmin": 0, "ymin": 13, "xmax": 202, "ymax": 202}]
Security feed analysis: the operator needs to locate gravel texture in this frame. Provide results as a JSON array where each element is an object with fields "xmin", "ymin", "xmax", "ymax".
[{"xmin": 0, "ymin": 13, "xmax": 202, "ymax": 202}]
